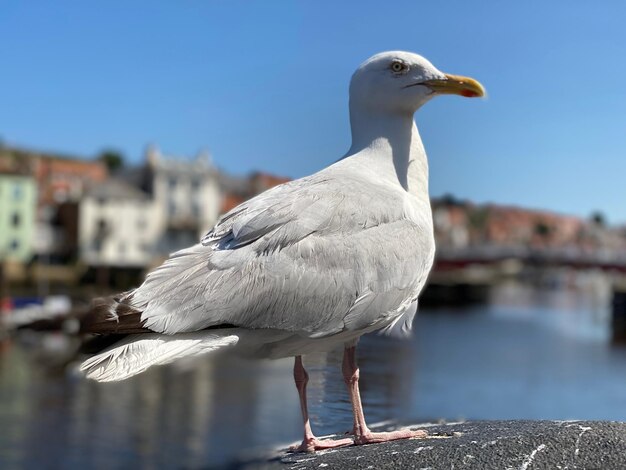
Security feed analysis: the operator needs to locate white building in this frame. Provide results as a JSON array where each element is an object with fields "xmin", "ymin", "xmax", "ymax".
[
  {"xmin": 79, "ymin": 179, "xmax": 159, "ymax": 267},
  {"xmin": 145, "ymin": 146, "xmax": 221, "ymax": 256},
  {"xmin": 78, "ymin": 147, "xmax": 221, "ymax": 267}
]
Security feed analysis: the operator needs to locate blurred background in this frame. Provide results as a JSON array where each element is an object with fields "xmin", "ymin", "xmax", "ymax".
[{"xmin": 2, "ymin": 1, "xmax": 626, "ymax": 468}]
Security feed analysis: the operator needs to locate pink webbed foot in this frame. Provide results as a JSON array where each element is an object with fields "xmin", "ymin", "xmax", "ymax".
[
  {"xmin": 289, "ymin": 436, "xmax": 354, "ymax": 453},
  {"xmin": 354, "ymin": 428, "xmax": 428, "ymax": 445}
]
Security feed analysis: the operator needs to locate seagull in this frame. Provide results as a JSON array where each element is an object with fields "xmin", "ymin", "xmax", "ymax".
[{"xmin": 80, "ymin": 51, "xmax": 484, "ymax": 452}]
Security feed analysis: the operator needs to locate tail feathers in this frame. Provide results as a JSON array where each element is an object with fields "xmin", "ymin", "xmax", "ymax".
[
  {"xmin": 80, "ymin": 331, "xmax": 239, "ymax": 382},
  {"xmin": 378, "ymin": 300, "xmax": 418, "ymax": 339}
]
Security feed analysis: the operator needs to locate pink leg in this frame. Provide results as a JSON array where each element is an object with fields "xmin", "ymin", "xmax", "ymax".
[
  {"xmin": 289, "ymin": 356, "xmax": 353, "ymax": 452},
  {"xmin": 342, "ymin": 346, "xmax": 428, "ymax": 445}
]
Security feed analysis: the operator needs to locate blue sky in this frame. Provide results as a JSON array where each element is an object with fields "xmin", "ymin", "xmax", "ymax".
[{"xmin": 2, "ymin": 1, "xmax": 626, "ymax": 223}]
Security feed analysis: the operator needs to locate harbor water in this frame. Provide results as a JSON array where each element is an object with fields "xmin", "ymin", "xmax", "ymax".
[{"xmin": 1, "ymin": 282, "xmax": 625, "ymax": 468}]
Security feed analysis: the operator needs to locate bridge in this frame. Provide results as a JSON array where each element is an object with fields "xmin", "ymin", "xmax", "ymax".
[{"xmin": 434, "ymin": 246, "xmax": 626, "ymax": 272}]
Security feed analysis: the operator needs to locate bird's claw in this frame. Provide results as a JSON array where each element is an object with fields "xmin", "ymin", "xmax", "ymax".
[
  {"xmin": 289, "ymin": 436, "xmax": 354, "ymax": 453},
  {"xmin": 353, "ymin": 428, "xmax": 428, "ymax": 445}
]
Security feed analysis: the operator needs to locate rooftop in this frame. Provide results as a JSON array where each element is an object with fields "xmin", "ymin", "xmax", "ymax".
[{"xmin": 85, "ymin": 178, "xmax": 150, "ymax": 202}]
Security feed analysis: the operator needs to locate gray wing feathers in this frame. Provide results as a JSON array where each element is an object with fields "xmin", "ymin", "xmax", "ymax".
[{"xmin": 132, "ymin": 170, "xmax": 432, "ymax": 337}]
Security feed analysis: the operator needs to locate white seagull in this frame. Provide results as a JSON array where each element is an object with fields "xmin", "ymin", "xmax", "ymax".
[{"xmin": 80, "ymin": 51, "xmax": 485, "ymax": 451}]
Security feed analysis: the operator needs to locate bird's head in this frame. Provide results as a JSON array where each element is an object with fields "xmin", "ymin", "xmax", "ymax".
[{"xmin": 350, "ymin": 51, "xmax": 485, "ymax": 114}]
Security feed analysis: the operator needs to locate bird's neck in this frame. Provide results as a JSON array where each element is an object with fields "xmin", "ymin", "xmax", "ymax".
[{"xmin": 346, "ymin": 105, "xmax": 429, "ymax": 197}]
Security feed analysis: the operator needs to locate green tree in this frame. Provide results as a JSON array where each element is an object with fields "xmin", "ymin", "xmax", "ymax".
[
  {"xmin": 440, "ymin": 193, "xmax": 463, "ymax": 207},
  {"xmin": 97, "ymin": 149, "xmax": 125, "ymax": 172},
  {"xmin": 534, "ymin": 221, "xmax": 552, "ymax": 238},
  {"xmin": 590, "ymin": 211, "xmax": 607, "ymax": 227},
  {"xmin": 469, "ymin": 207, "xmax": 489, "ymax": 231}
]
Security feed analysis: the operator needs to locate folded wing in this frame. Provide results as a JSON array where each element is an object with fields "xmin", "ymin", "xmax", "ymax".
[{"xmin": 95, "ymin": 166, "xmax": 431, "ymax": 338}]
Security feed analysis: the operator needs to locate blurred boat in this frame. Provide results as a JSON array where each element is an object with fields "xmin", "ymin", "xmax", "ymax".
[{"xmin": 1, "ymin": 295, "xmax": 73, "ymax": 330}]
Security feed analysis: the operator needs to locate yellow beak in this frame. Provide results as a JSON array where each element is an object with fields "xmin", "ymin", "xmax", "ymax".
[{"xmin": 422, "ymin": 73, "xmax": 486, "ymax": 98}]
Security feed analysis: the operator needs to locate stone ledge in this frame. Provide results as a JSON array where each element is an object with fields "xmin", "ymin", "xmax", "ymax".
[{"xmin": 230, "ymin": 420, "xmax": 626, "ymax": 469}]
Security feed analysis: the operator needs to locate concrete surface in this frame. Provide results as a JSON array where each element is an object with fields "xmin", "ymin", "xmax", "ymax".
[{"xmin": 228, "ymin": 420, "xmax": 626, "ymax": 469}]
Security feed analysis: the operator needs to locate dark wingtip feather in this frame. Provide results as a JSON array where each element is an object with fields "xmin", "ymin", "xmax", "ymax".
[{"xmin": 79, "ymin": 290, "xmax": 151, "ymax": 335}]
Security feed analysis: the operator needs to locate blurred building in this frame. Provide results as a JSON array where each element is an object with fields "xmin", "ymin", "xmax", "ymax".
[
  {"xmin": 0, "ymin": 174, "xmax": 37, "ymax": 262},
  {"xmin": 79, "ymin": 179, "xmax": 158, "ymax": 267},
  {"xmin": 144, "ymin": 146, "xmax": 221, "ymax": 256},
  {"xmin": 32, "ymin": 155, "xmax": 108, "ymax": 259},
  {"xmin": 0, "ymin": 145, "xmax": 109, "ymax": 260},
  {"xmin": 78, "ymin": 146, "xmax": 222, "ymax": 269},
  {"xmin": 1, "ymin": 143, "xmax": 296, "ymax": 286},
  {"xmin": 31, "ymin": 153, "xmax": 108, "ymax": 207},
  {"xmin": 432, "ymin": 197, "xmax": 626, "ymax": 264},
  {"xmin": 433, "ymin": 204, "xmax": 470, "ymax": 249},
  {"xmin": 219, "ymin": 171, "xmax": 291, "ymax": 213}
]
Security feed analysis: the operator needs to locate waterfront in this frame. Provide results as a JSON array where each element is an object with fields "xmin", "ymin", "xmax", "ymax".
[{"xmin": 1, "ymin": 282, "xmax": 626, "ymax": 468}]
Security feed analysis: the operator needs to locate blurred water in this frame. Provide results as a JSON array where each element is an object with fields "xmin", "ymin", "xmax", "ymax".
[{"xmin": 1, "ymin": 284, "xmax": 626, "ymax": 469}]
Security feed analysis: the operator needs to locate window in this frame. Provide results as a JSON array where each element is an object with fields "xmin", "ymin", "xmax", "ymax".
[
  {"xmin": 12, "ymin": 184, "xmax": 23, "ymax": 201},
  {"xmin": 191, "ymin": 201, "xmax": 201, "ymax": 218},
  {"xmin": 168, "ymin": 176, "xmax": 177, "ymax": 189},
  {"xmin": 191, "ymin": 178, "xmax": 201, "ymax": 192},
  {"xmin": 11, "ymin": 212, "xmax": 21, "ymax": 227},
  {"xmin": 10, "ymin": 239, "xmax": 19, "ymax": 251},
  {"xmin": 95, "ymin": 219, "xmax": 109, "ymax": 240},
  {"xmin": 168, "ymin": 199, "xmax": 177, "ymax": 216}
]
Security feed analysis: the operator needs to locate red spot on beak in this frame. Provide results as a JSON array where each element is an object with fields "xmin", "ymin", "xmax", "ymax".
[{"xmin": 460, "ymin": 89, "xmax": 479, "ymax": 98}]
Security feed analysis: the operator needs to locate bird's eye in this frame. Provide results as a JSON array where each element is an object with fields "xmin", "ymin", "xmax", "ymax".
[{"xmin": 390, "ymin": 61, "xmax": 408, "ymax": 73}]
